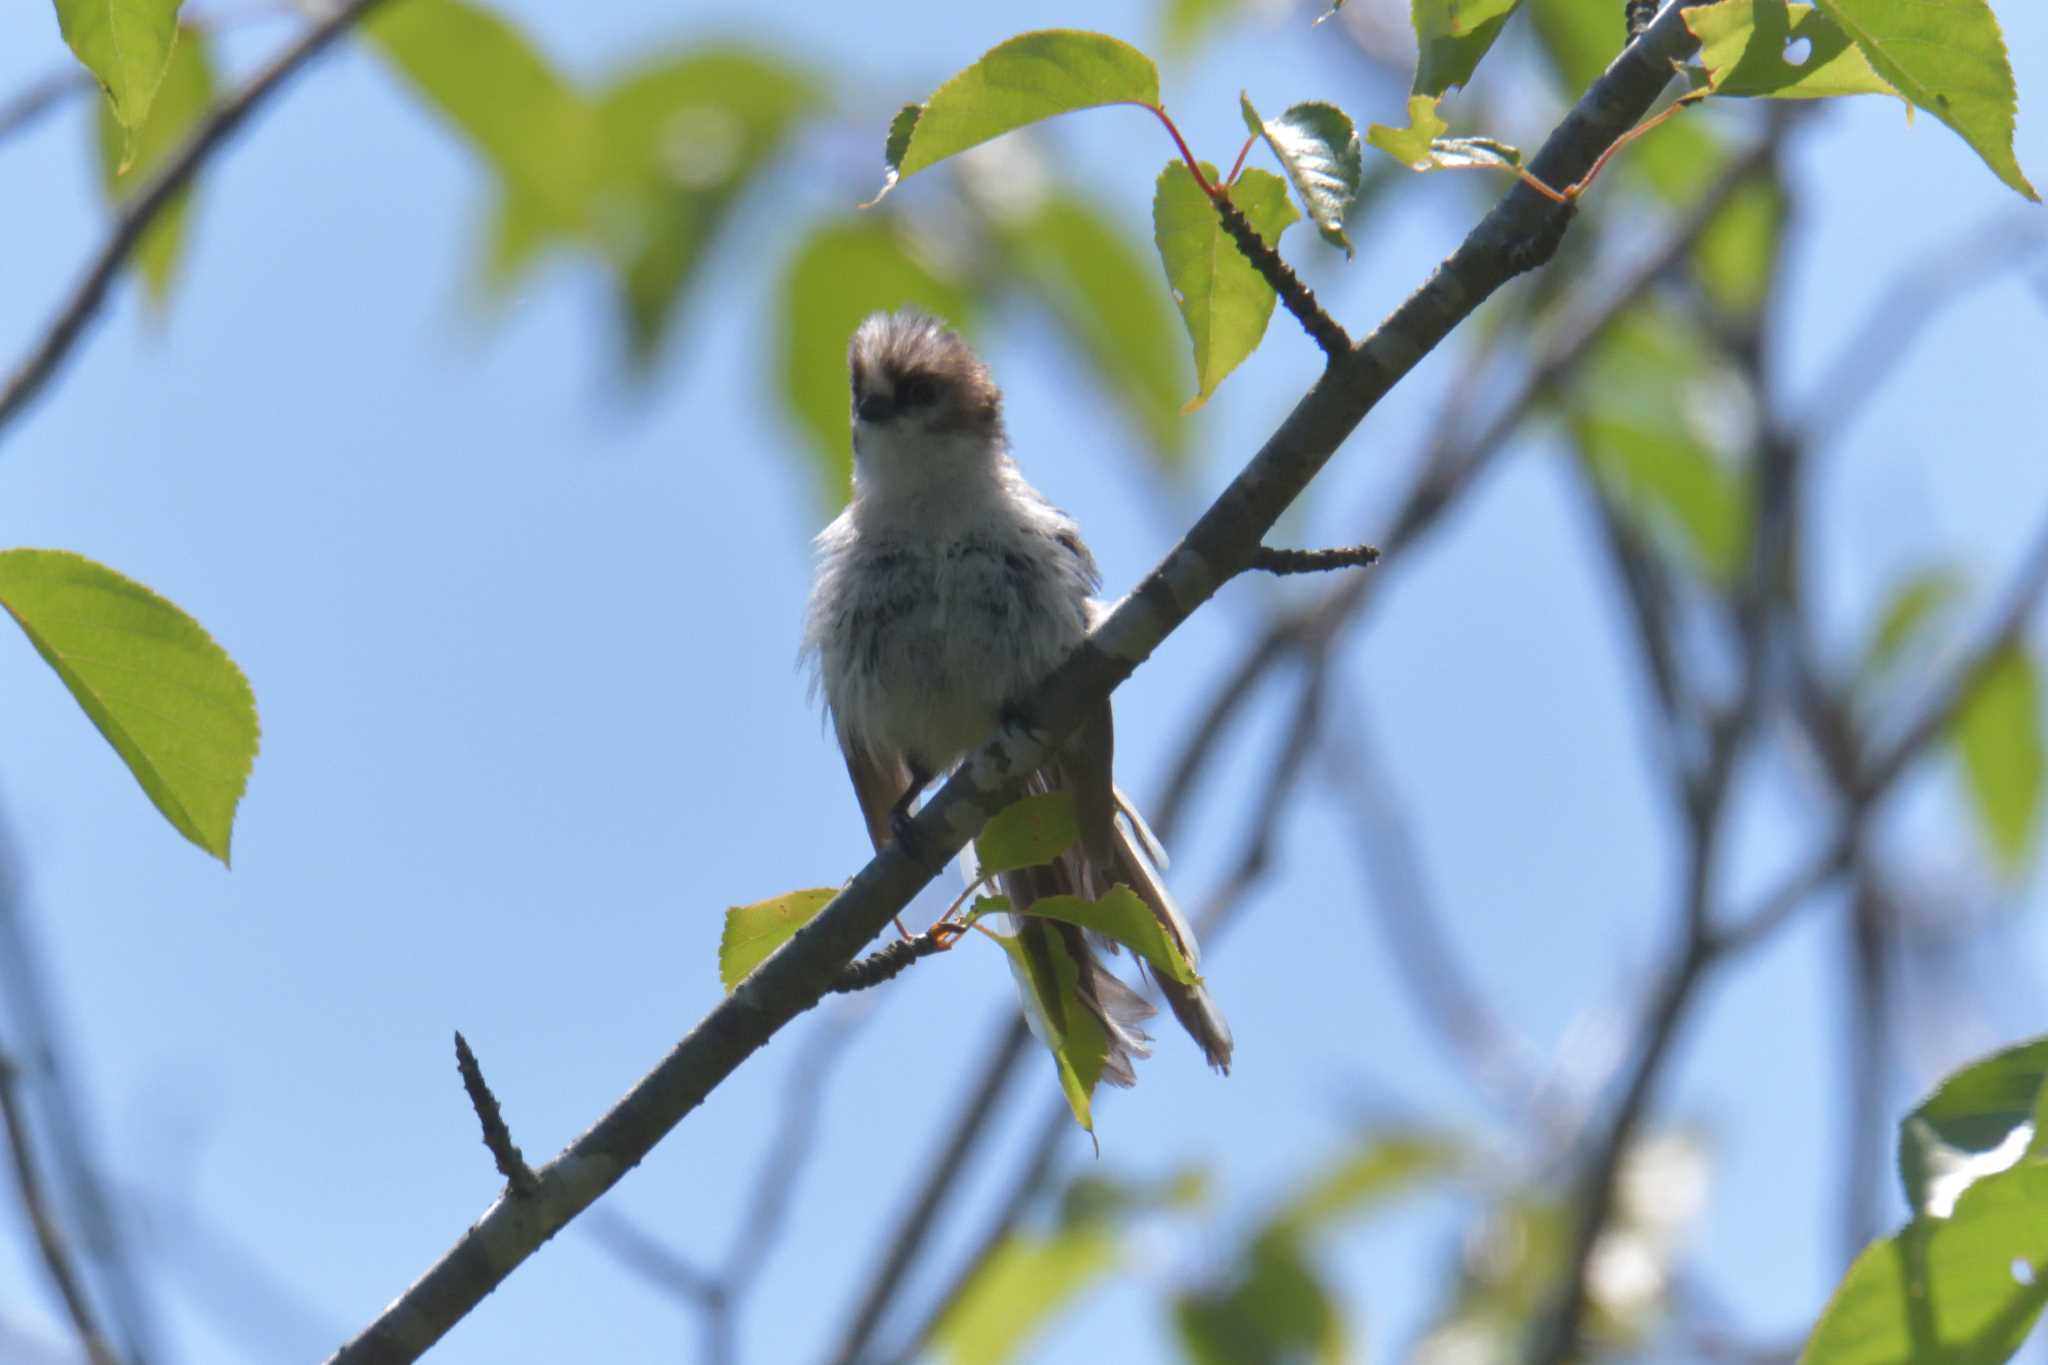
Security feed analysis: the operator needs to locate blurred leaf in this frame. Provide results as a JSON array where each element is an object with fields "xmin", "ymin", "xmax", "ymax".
[
  {"xmin": 1240, "ymin": 95, "xmax": 1362, "ymax": 254},
  {"xmin": 1951, "ymin": 647, "xmax": 2044, "ymax": 874},
  {"xmin": 1152, "ymin": 161, "xmax": 1298, "ymax": 409},
  {"xmin": 1628, "ymin": 113, "xmax": 1729, "ymax": 202},
  {"xmin": 55, "ymin": 0, "xmax": 180, "ymax": 152},
  {"xmin": 778, "ymin": 217, "xmax": 976, "ymax": 506},
  {"xmin": 1008, "ymin": 886, "xmax": 1201, "ymax": 987},
  {"xmin": 1059, "ymin": 1166, "xmax": 1211, "ymax": 1225},
  {"xmin": 1684, "ymin": 0, "xmax": 1898, "ymax": 98},
  {"xmin": 1569, "ymin": 305, "xmax": 1752, "ymax": 582},
  {"xmin": 1857, "ymin": 566, "xmax": 1967, "ymax": 684},
  {"xmin": 1177, "ymin": 1236, "xmax": 1345, "ymax": 1365},
  {"xmin": 975, "ymin": 792, "xmax": 1081, "ymax": 878},
  {"xmin": 992, "ymin": 920, "xmax": 1109, "ymax": 1134},
  {"xmin": 718, "ymin": 888, "xmax": 835, "ymax": 991},
  {"xmin": 1806, "ymin": 1167, "xmax": 2048, "ymax": 1363},
  {"xmin": 367, "ymin": 0, "xmax": 598, "ymax": 229},
  {"xmin": 1810, "ymin": 0, "xmax": 2038, "ymax": 201},
  {"xmin": 1365, "ymin": 93, "xmax": 1449, "ymax": 169},
  {"xmin": 997, "ymin": 191, "xmax": 1191, "ymax": 467},
  {"xmin": 879, "ymin": 31, "xmax": 1160, "ymax": 198},
  {"xmin": 96, "ymin": 22, "xmax": 213, "ymax": 308},
  {"xmin": 1692, "ymin": 173, "xmax": 1785, "ymax": 316},
  {"xmin": 0, "ymin": 549, "xmax": 257, "ymax": 864},
  {"xmin": 1162, "ymin": 0, "xmax": 1242, "ymax": 55},
  {"xmin": 1900, "ymin": 1037, "xmax": 2048, "ymax": 1219},
  {"xmin": 1411, "ymin": 0, "xmax": 1524, "ymax": 96},
  {"xmin": 1266, "ymin": 1133, "xmax": 1460, "ymax": 1242},
  {"xmin": 1526, "ymin": 0, "xmax": 1622, "ymax": 93},
  {"xmin": 931, "ymin": 1224, "xmax": 1118, "ymax": 1365}
]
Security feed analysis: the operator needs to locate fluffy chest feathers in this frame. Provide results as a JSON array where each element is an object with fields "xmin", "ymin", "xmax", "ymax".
[{"xmin": 805, "ymin": 476, "xmax": 1099, "ymax": 772}]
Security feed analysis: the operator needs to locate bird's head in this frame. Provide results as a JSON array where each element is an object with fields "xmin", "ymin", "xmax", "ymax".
[{"xmin": 846, "ymin": 309, "xmax": 1007, "ymax": 501}]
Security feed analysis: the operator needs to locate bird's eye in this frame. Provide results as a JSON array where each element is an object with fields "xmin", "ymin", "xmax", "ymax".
[{"xmin": 900, "ymin": 376, "xmax": 938, "ymax": 408}]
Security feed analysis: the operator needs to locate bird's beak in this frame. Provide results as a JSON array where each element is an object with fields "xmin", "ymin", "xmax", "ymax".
[{"xmin": 856, "ymin": 394, "xmax": 895, "ymax": 425}]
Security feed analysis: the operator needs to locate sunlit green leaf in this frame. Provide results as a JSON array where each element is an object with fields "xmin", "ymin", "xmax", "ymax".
[
  {"xmin": 1177, "ymin": 1237, "xmax": 1345, "ymax": 1365},
  {"xmin": 1365, "ymin": 94, "xmax": 1449, "ymax": 169},
  {"xmin": 1811, "ymin": 0, "xmax": 2038, "ymax": 200},
  {"xmin": 975, "ymin": 792, "xmax": 1081, "ymax": 878},
  {"xmin": 1008, "ymin": 886, "xmax": 1201, "ymax": 987},
  {"xmin": 779, "ymin": 217, "xmax": 977, "ymax": 506},
  {"xmin": 95, "ymin": 22, "xmax": 213, "ymax": 308},
  {"xmin": 879, "ymin": 31, "xmax": 1159, "ymax": 197},
  {"xmin": 992, "ymin": 921, "xmax": 1109, "ymax": 1134},
  {"xmin": 1899, "ymin": 1037, "xmax": 2048, "ymax": 1220},
  {"xmin": 1806, "ymin": 1167, "xmax": 2048, "ymax": 1363},
  {"xmin": 1265, "ymin": 1134, "xmax": 1460, "ymax": 1242},
  {"xmin": 0, "ymin": 549, "xmax": 257, "ymax": 864},
  {"xmin": 55, "ymin": 0, "xmax": 181, "ymax": 151},
  {"xmin": 1952, "ymin": 647, "xmax": 2044, "ymax": 874},
  {"xmin": 1411, "ymin": 0, "xmax": 1524, "ymax": 96},
  {"xmin": 1240, "ymin": 95, "xmax": 1361, "ymax": 254},
  {"xmin": 1162, "ymin": 0, "xmax": 1242, "ymax": 55},
  {"xmin": 1152, "ymin": 162, "xmax": 1298, "ymax": 408},
  {"xmin": 1858, "ymin": 566, "xmax": 1967, "ymax": 683},
  {"xmin": 1526, "ymin": 0, "xmax": 1621, "ymax": 93},
  {"xmin": 1683, "ymin": 0, "xmax": 1898, "ymax": 99},
  {"xmin": 1693, "ymin": 174, "xmax": 1786, "ymax": 317},
  {"xmin": 718, "ymin": 888, "xmax": 836, "ymax": 991},
  {"xmin": 930, "ymin": 1225, "xmax": 1118, "ymax": 1365}
]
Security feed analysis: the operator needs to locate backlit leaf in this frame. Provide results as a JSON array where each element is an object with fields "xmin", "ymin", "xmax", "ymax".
[
  {"xmin": 1952, "ymin": 647, "xmax": 2044, "ymax": 874},
  {"xmin": 1365, "ymin": 94, "xmax": 1449, "ymax": 170},
  {"xmin": 1007, "ymin": 886, "xmax": 1201, "ymax": 987},
  {"xmin": 1683, "ymin": 0, "xmax": 1898, "ymax": 99},
  {"xmin": 55, "ymin": 0, "xmax": 181, "ymax": 148},
  {"xmin": 1858, "ymin": 566, "xmax": 1967, "ymax": 683},
  {"xmin": 95, "ymin": 22, "xmax": 213, "ymax": 308},
  {"xmin": 992, "ymin": 920, "xmax": 1110, "ymax": 1134},
  {"xmin": 0, "ymin": 549, "xmax": 257, "ymax": 864},
  {"xmin": 1899, "ymin": 1037, "xmax": 2048, "ymax": 1220},
  {"xmin": 1152, "ymin": 161, "xmax": 1298, "ymax": 408},
  {"xmin": 1411, "ymin": 0, "xmax": 1524, "ymax": 97},
  {"xmin": 719, "ymin": 888, "xmax": 836, "ymax": 991},
  {"xmin": 930, "ymin": 1226, "xmax": 1118, "ymax": 1365},
  {"xmin": 975, "ymin": 792, "xmax": 1081, "ymax": 878}
]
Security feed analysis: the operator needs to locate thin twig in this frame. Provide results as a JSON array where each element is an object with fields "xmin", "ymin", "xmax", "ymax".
[
  {"xmin": 1245, "ymin": 544, "xmax": 1380, "ymax": 576},
  {"xmin": 0, "ymin": 1056, "xmax": 121, "ymax": 1365},
  {"xmin": 828, "ymin": 929, "xmax": 957, "ymax": 993},
  {"xmin": 452, "ymin": 1033, "xmax": 537, "ymax": 1197},
  {"xmin": 1211, "ymin": 191, "xmax": 1353, "ymax": 360},
  {"xmin": 0, "ymin": 0, "xmax": 397, "ymax": 441}
]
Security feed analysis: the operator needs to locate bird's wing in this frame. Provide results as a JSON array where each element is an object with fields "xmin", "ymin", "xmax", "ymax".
[{"xmin": 842, "ymin": 741, "xmax": 912, "ymax": 855}]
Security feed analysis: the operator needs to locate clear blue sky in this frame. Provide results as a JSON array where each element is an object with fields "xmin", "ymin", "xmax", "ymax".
[{"xmin": 0, "ymin": 1, "xmax": 2043, "ymax": 1361}]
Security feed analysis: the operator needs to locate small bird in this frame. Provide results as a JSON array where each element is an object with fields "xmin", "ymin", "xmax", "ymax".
[{"xmin": 802, "ymin": 309, "xmax": 1232, "ymax": 1082}]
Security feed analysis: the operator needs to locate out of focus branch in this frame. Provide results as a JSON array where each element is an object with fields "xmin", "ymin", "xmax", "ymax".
[{"xmin": 0, "ymin": 1057, "xmax": 120, "ymax": 1365}]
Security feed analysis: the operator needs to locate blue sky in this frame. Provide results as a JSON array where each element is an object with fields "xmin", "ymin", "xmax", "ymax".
[{"xmin": 0, "ymin": 0, "xmax": 2044, "ymax": 1361}]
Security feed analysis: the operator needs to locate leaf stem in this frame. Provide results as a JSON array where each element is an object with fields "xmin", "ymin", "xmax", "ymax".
[
  {"xmin": 1225, "ymin": 132, "xmax": 1258, "ymax": 186},
  {"xmin": 1134, "ymin": 101, "xmax": 1215, "ymax": 194}
]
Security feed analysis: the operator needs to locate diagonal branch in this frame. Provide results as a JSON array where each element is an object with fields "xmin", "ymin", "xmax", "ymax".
[
  {"xmin": 0, "ymin": 1056, "xmax": 120, "ymax": 1365},
  {"xmin": 0, "ymin": 0, "xmax": 397, "ymax": 442},
  {"xmin": 323, "ymin": 10, "xmax": 1707, "ymax": 1360}
]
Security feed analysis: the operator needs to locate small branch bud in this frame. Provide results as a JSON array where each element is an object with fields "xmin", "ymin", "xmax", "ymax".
[{"xmin": 454, "ymin": 1032, "xmax": 539, "ymax": 1197}]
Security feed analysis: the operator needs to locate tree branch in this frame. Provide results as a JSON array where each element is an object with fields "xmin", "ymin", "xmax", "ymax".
[
  {"xmin": 323, "ymin": 11, "xmax": 1707, "ymax": 1359},
  {"xmin": 0, "ymin": 1056, "xmax": 120, "ymax": 1365},
  {"xmin": 0, "ymin": 0, "xmax": 396, "ymax": 442}
]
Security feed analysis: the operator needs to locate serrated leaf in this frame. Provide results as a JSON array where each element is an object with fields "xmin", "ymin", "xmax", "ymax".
[
  {"xmin": 1007, "ymin": 886, "xmax": 1200, "ymax": 987},
  {"xmin": 55, "ymin": 0, "xmax": 181, "ymax": 147},
  {"xmin": 719, "ymin": 888, "xmax": 836, "ymax": 991},
  {"xmin": 1240, "ymin": 95, "xmax": 1361, "ymax": 255},
  {"xmin": 930, "ymin": 1226, "xmax": 1118, "ymax": 1365},
  {"xmin": 1365, "ymin": 94, "xmax": 1449, "ymax": 170},
  {"xmin": 991, "ymin": 922, "xmax": 1109, "ymax": 1134},
  {"xmin": 1152, "ymin": 162, "xmax": 1298, "ymax": 408},
  {"xmin": 1952, "ymin": 647, "xmax": 2044, "ymax": 874},
  {"xmin": 1899, "ymin": 1037, "xmax": 2048, "ymax": 1220},
  {"xmin": 0, "ymin": 549, "xmax": 257, "ymax": 864},
  {"xmin": 779, "ymin": 217, "xmax": 977, "ymax": 507},
  {"xmin": 1411, "ymin": 0, "xmax": 1524, "ymax": 97},
  {"xmin": 1806, "ymin": 1167, "xmax": 2048, "ymax": 1364},
  {"xmin": 95, "ymin": 22, "xmax": 213, "ymax": 309},
  {"xmin": 997, "ymin": 192, "xmax": 1191, "ymax": 467},
  {"xmin": 877, "ymin": 30, "xmax": 1160, "ymax": 199},
  {"xmin": 1859, "ymin": 567, "xmax": 1967, "ymax": 683},
  {"xmin": 975, "ymin": 792, "xmax": 1081, "ymax": 878},
  {"xmin": 1811, "ymin": 0, "xmax": 2037, "ymax": 201},
  {"xmin": 1683, "ymin": 0, "xmax": 1898, "ymax": 99}
]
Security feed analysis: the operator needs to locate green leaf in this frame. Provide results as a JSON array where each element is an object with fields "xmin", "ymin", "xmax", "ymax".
[
  {"xmin": 1264, "ymin": 1134, "xmax": 1460, "ymax": 1242},
  {"xmin": 879, "ymin": 31, "xmax": 1160, "ymax": 197},
  {"xmin": 1365, "ymin": 94, "xmax": 1449, "ymax": 170},
  {"xmin": 1683, "ymin": 0, "xmax": 1899, "ymax": 99},
  {"xmin": 1526, "ymin": 0, "xmax": 1622, "ymax": 92},
  {"xmin": 991, "ymin": 921, "xmax": 1110, "ymax": 1134},
  {"xmin": 1810, "ymin": 0, "xmax": 2037, "ymax": 200},
  {"xmin": 55, "ymin": 0, "xmax": 181, "ymax": 149},
  {"xmin": 95, "ymin": 22, "xmax": 213, "ymax": 308},
  {"xmin": 1162, "ymin": 0, "xmax": 1242, "ymax": 55},
  {"xmin": 1411, "ymin": 0, "xmax": 1524, "ymax": 96},
  {"xmin": 0, "ymin": 549, "xmax": 257, "ymax": 864},
  {"xmin": 1692, "ymin": 174, "xmax": 1786, "ymax": 317},
  {"xmin": 1007, "ymin": 886, "xmax": 1201, "ymax": 987},
  {"xmin": 1152, "ymin": 162, "xmax": 1298, "ymax": 409},
  {"xmin": 1239, "ymin": 95, "xmax": 1362, "ymax": 255},
  {"xmin": 1806, "ymin": 1167, "xmax": 2048, "ymax": 1364},
  {"xmin": 996, "ymin": 192, "xmax": 1190, "ymax": 468},
  {"xmin": 778, "ymin": 217, "xmax": 977, "ymax": 507},
  {"xmin": 1900, "ymin": 1037, "xmax": 2048, "ymax": 1220},
  {"xmin": 930, "ymin": 1226, "xmax": 1119, "ymax": 1365},
  {"xmin": 1952, "ymin": 647, "xmax": 2044, "ymax": 874},
  {"xmin": 367, "ymin": 0, "xmax": 599, "ymax": 229},
  {"xmin": 975, "ymin": 792, "xmax": 1081, "ymax": 878},
  {"xmin": 1858, "ymin": 566, "xmax": 1967, "ymax": 683},
  {"xmin": 718, "ymin": 888, "xmax": 836, "ymax": 991},
  {"xmin": 1177, "ymin": 1237, "xmax": 1345, "ymax": 1365}
]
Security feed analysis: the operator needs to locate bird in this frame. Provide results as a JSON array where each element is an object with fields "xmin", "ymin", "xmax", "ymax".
[{"xmin": 801, "ymin": 308, "xmax": 1232, "ymax": 1084}]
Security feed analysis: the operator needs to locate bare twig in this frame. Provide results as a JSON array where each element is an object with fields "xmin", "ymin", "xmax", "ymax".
[
  {"xmin": 1245, "ymin": 543, "xmax": 1380, "ymax": 576},
  {"xmin": 452, "ymin": 1033, "xmax": 537, "ymax": 1197},
  {"xmin": 829, "ymin": 928, "xmax": 958, "ymax": 993},
  {"xmin": 0, "ymin": 1056, "xmax": 121, "ymax": 1365},
  {"xmin": 1211, "ymin": 191, "xmax": 1353, "ymax": 359},
  {"xmin": 0, "ymin": 0, "xmax": 397, "ymax": 440}
]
